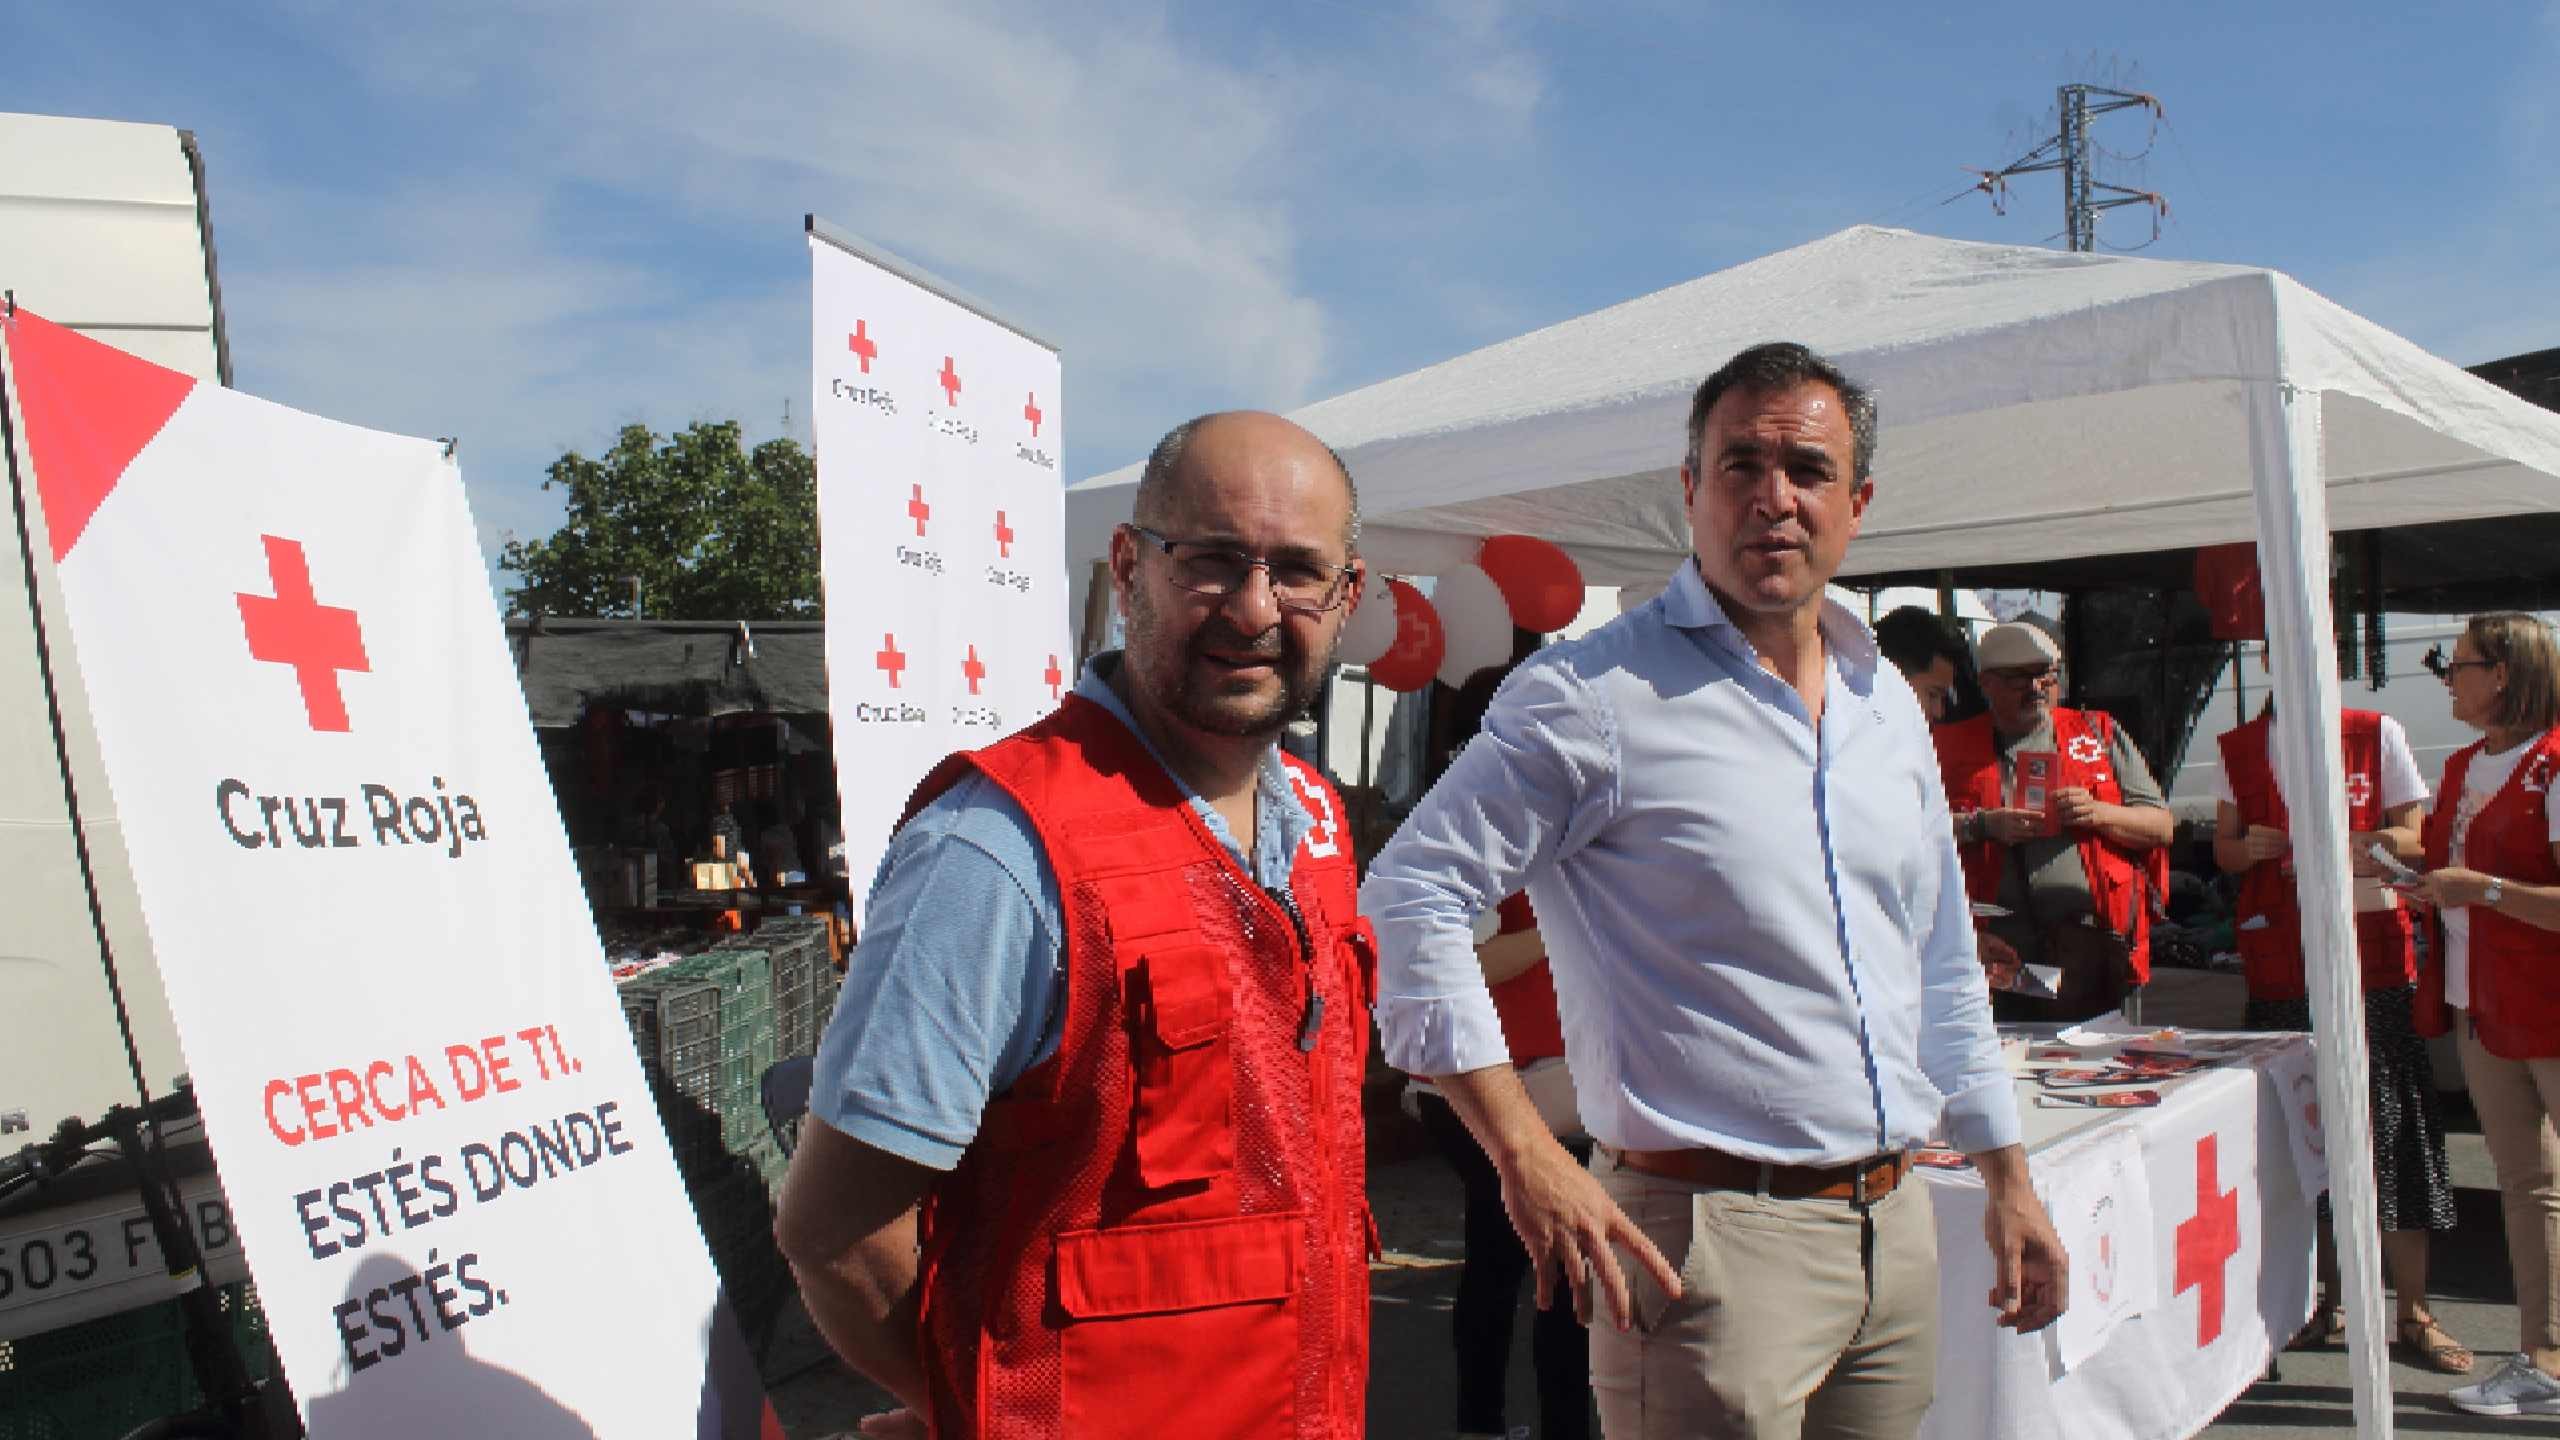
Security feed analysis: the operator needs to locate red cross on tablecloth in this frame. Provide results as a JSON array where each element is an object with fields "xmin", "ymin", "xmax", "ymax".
[
  {"xmin": 235, "ymin": 536, "xmax": 370, "ymax": 733},
  {"xmin": 875, "ymin": 633, "xmax": 907, "ymax": 689},
  {"xmin": 847, "ymin": 320, "xmax": 877, "ymax": 374},
  {"xmin": 994, "ymin": 510, "xmax": 1014, "ymax": 558},
  {"xmin": 961, "ymin": 644, "xmax": 986, "ymax": 695},
  {"xmin": 907, "ymin": 484, "xmax": 931, "ymax": 537},
  {"xmin": 938, "ymin": 356, "xmax": 962, "ymax": 407},
  {"xmin": 1023, "ymin": 391, "xmax": 1043, "ymax": 437},
  {"xmin": 2173, "ymin": 1133, "xmax": 2241, "ymax": 1347}
]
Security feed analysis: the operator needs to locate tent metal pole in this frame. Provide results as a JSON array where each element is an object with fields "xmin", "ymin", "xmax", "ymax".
[{"xmin": 2250, "ymin": 362, "xmax": 2392, "ymax": 1440}]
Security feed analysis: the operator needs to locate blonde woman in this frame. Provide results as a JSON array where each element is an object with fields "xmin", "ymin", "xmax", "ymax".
[{"xmin": 2413, "ymin": 614, "xmax": 2560, "ymax": 1417}]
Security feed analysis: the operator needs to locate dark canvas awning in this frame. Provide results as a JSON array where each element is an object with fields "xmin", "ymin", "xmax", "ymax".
[{"xmin": 508, "ymin": 618, "xmax": 830, "ymax": 726}]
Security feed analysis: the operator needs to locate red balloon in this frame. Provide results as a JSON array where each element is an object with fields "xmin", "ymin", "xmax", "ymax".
[
  {"xmin": 1478, "ymin": 535, "xmax": 1584, "ymax": 633},
  {"xmin": 1366, "ymin": 579, "xmax": 1445, "ymax": 692}
]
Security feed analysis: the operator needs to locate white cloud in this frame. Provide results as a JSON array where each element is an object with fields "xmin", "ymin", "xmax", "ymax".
[{"xmin": 212, "ymin": 0, "xmax": 1555, "ymax": 561}]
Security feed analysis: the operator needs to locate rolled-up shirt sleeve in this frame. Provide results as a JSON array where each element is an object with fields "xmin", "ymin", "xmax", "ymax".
[
  {"xmin": 1911, "ymin": 729, "xmax": 2024, "ymax": 1154},
  {"xmin": 1361, "ymin": 658, "xmax": 1616, "ymax": 1077}
]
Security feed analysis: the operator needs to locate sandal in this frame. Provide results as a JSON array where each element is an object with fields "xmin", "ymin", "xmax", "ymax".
[
  {"xmin": 2397, "ymin": 1316, "xmax": 2475, "ymax": 1375},
  {"xmin": 2289, "ymin": 1297, "xmax": 2344, "ymax": 1351}
]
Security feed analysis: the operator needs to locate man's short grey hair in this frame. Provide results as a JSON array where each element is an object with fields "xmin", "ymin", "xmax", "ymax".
[
  {"xmin": 1683, "ymin": 341, "xmax": 1879, "ymax": 483},
  {"xmin": 1131, "ymin": 413, "xmax": 1361, "ymax": 555}
]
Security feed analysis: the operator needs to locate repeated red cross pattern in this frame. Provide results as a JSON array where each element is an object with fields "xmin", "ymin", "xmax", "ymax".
[
  {"xmin": 961, "ymin": 644, "xmax": 987, "ymax": 695},
  {"xmin": 235, "ymin": 536, "xmax": 371, "ymax": 733},
  {"xmin": 907, "ymin": 484, "xmax": 931, "ymax": 537},
  {"xmin": 875, "ymin": 633, "xmax": 907, "ymax": 689},
  {"xmin": 994, "ymin": 510, "xmax": 1014, "ymax": 558},
  {"xmin": 2173, "ymin": 1133, "xmax": 2242, "ymax": 1348},
  {"xmin": 847, "ymin": 320, "xmax": 877, "ymax": 374},
  {"xmin": 938, "ymin": 356, "xmax": 963, "ymax": 407},
  {"xmin": 1023, "ymin": 391, "xmax": 1043, "ymax": 437}
]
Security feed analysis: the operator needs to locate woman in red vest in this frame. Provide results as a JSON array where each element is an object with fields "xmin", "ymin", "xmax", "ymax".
[
  {"xmin": 2414, "ymin": 614, "xmax": 2560, "ymax": 1418},
  {"xmin": 2211, "ymin": 697, "xmax": 2464, "ymax": 1371},
  {"xmin": 1403, "ymin": 658, "xmax": 1592, "ymax": 1440},
  {"xmin": 1408, "ymin": 893, "xmax": 1591, "ymax": 1440}
]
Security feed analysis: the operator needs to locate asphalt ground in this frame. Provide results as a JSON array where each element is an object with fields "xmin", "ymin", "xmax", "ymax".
[{"xmin": 766, "ymin": 968, "xmax": 2560, "ymax": 1438}]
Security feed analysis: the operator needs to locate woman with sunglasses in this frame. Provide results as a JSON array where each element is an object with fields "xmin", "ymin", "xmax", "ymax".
[{"xmin": 2412, "ymin": 613, "xmax": 2560, "ymax": 1417}]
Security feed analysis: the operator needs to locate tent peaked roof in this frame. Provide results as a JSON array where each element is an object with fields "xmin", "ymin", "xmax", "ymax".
[{"xmin": 1066, "ymin": 225, "xmax": 2560, "ymax": 587}]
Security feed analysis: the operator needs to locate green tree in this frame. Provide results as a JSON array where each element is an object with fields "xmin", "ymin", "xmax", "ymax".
[{"xmin": 499, "ymin": 420, "xmax": 821, "ymax": 620}]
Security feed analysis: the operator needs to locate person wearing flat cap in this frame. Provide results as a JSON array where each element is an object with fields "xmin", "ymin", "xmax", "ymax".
[{"xmin": 1933, "ymin": 621, "xmax": 2173, "ymax": 1021}]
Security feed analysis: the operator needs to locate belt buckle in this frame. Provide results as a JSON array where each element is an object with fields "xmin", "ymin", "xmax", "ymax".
[{"xmin": 1854, "ymin": 1159, "xmax": 1871, "ymax": 1208}]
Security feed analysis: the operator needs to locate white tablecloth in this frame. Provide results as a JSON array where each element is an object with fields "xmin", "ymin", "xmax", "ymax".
[{"xmin": 1918, "ymin": 1033, "xmax": 2320, "ymax": 1440}]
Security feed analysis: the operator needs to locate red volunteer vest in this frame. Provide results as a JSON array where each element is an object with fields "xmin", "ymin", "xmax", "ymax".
[
  {"xmin": 902, "ymin": 696, "xmax": 1375, "ymax": 1438},
  {"xmin": 1485, "ymin": 894, "xmax": 1564, "ymax": 1064},
  {"xmin": 1935, "ymin": 708, "xmax": 2168, "ymax": 984},
  {"xmin": 2218, "ymin": 710, "xmax": 2416, "ymax": 1000},
  {"xmin": 2422, "ymin": 726, "xmax": 2560, "ymax": 1059}
]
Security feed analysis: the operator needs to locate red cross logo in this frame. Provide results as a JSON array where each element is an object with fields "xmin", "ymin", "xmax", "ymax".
[
  {"xmin": 235, "ymin": 536, "xmax": 370, "ymax": 733},
  {"xmin": 847, "ymin": 320, "xmax": 877, "ymax": 374},
  {"xmin": 907, "ymin": 484, "xmax": 931, "ymax": 537},
  {"xmin": 2067, "ymin": 734, "xmax": 2106, "ymax": 765},
  {"xmin": 2093, "ymin": 1230, "xmax": 2116, "ymax": 1304},
  {"xmin": 1043, "ymin": 654, "xmax": 1063, "ymax": 699},
  {"xmin": 875, "ymin": 633, "xmax": 907, "ymax": 688},
  {"xmin": 1023, "ymin": 391, "xmax": 1043, "ymax": 437},
  {"xmin": 994, "ymin": 510, "xmax": 1014, "ymax": 558},
  {"xmin": 961, "ymin": 644, "xmax": 986, "ymax": 695},
  {"xmin": 2345, "ymin": 772, "xmax": 2374, "ymax": 809},
  {"xmin": 2173, "ymin": 1134, "xmax": 2242, "ymax": 1347},
  {"xmin": 938, "ymin": 356, "xmax": 962, "ymax": 407}
]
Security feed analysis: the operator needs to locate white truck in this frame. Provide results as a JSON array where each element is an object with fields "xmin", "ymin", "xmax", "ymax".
[{"xmin": 0, "ymin": 110, "xmax": 249, "ymax": 1340}]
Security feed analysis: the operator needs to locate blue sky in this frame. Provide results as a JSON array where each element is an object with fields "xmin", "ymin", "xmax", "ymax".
[{"xmin": 12, "ymin": 1, "xmax": 2557, "ymax": 590}]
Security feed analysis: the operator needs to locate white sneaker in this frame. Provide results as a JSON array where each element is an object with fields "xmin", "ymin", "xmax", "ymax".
[{"xmin": 2450, "ymin": 1353, "xmax": 2560, "ymax": 1416}]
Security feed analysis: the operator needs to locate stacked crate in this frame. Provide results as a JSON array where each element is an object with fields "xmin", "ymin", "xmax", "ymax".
[
  {"xmin": 618, "ymin": 946, "xmax": 790, "ymax": 1352},
  {"xmin": 731, "ymin": 917, "xmax": 839, "ymax": 1061}
]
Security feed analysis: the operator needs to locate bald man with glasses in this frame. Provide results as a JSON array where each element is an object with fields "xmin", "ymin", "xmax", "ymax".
[{"xmin": 777, "ymin": 411, "xmax": 1380, "ymax": 1439}]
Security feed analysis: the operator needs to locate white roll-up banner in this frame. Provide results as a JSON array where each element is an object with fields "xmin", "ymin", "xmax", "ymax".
[
  {"xmin": 807, "ymin": 219, "xmax": 1067, "ymax": 921},
  {"xmin": 0, "ymin": 307, "xmax": 770, "ymax": 1439}
]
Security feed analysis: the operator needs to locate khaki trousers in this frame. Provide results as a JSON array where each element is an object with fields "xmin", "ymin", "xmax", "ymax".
[
  {"xmin": 2457, "ymin": 1016, "xmax": 2560, "ymax": 1351},
  {"xmin": 1590, "ymin": 1145, "xmax": 1939, "ymax": 1440}
]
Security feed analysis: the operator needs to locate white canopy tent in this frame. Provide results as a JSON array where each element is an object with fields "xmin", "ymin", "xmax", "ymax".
[
  {"xmin": 1066, "ymin": 226, "xmax": 2560, "ymax": 588},
  {"xmin": 1066, "ymin": 226, "xmax": 2560, "ymax": 1439}
]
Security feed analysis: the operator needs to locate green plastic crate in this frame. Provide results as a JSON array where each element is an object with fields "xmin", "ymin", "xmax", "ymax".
[{"xmin": 0, "ymin": 1283, "xmax": 274, "ymax": 1440}]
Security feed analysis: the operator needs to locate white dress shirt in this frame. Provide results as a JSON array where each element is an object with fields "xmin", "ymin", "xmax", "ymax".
[{"xmin": 1362, "ymin": 560, "xmax": 2021, "ymax": 1163}]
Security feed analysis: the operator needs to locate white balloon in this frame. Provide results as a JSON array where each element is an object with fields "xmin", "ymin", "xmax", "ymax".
[
  {"xmin": 1334, "ymin": 568, "xmax": 1399, "ymax": 667},
  {"xmin": 1434, "ymin": 564, "xmax": 1513, "ymax": 688}
]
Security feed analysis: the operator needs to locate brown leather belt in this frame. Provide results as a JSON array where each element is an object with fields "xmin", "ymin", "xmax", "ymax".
[{"xmin": 1616, "ymin": 1146, "xmax": 1912, "ymax": 1205}]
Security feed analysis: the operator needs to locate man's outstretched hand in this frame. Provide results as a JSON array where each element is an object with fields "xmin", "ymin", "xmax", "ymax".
[{"xmin": 1499, "ymin": 1138, "xmax": 1683, "ymax": 1332}]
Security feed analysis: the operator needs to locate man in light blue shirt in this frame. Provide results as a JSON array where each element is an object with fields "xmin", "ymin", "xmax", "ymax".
[{"xmin": 1364, "ymin": 342, "xmax": 2066, "ymax": 1440}]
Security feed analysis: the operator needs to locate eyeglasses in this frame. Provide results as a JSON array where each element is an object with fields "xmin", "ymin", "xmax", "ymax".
[
  {"xmin": 1126, "ymin": 525, "xmax": 1360, "ymax": 614},
  {"xmin": 1982, "ymin": 666, "xmax": 2060, "ymax": 688}
]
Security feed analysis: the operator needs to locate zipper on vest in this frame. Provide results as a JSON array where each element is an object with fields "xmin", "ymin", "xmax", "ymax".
[{"xmin": 1267, "ymin": 883, "xmax": 1324, "ymax": 1051}]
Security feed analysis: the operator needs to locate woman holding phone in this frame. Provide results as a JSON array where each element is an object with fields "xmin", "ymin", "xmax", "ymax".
[{"xmin": 2413, "ymin": 613, "xmax": 2560, "ymax": 1418}]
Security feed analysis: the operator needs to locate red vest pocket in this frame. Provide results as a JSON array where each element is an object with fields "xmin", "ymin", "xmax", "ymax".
[
  {"xmin": 1055, "ymin": 1214, "xmax": 1303, "ymax": 1437},
  {"xmin": 1131, "ymin": 944, "xmax": 1235, "ymax": 1187}
]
